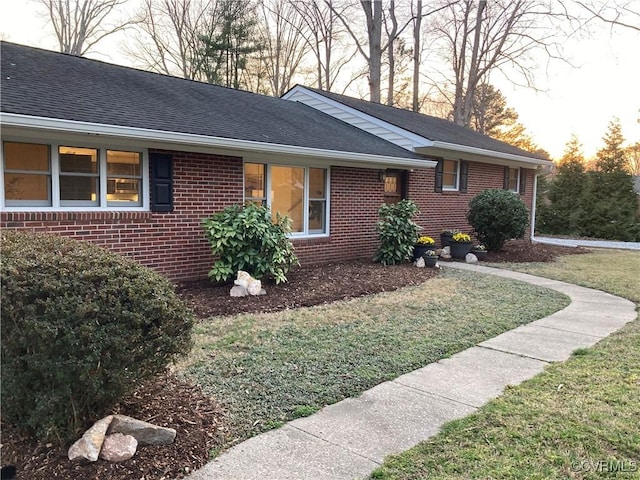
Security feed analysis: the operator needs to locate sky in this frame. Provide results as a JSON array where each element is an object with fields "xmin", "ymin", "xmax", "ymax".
[{"xmin": 1, "ymin": 0, "xmax": 638, "ymax": 161}]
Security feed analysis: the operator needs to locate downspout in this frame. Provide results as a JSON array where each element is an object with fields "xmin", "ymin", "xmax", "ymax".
[{"xmin": 530, "ymin": 171, "xmax": 538, "ymax": 242}]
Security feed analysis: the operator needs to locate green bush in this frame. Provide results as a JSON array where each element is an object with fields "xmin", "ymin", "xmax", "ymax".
[
  {"xmin": 374, "ymin": 200, "xmax": 421, "ymax": 265},
  {"xmin": 202, "ymin": 203, "xmax": 298, "ymax": 284},
  {"xmin": 467, "ymin": 189, "xmax": 529, "ymax": 251},
  {"xmin": 1, "ymin": 231, "xmax": 194, "ymax": 442}
]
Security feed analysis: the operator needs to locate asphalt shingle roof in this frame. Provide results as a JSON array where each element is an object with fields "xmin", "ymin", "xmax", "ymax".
[
  {"xmin": 298, "ymin": 86, "xmax": 545, "ymax": 161},
  {"xmin": 0, "ymin": 42, "xmax": 423, "ymax": 161}
]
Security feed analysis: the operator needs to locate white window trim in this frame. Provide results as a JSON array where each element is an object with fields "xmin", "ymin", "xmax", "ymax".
[
  {"xmin": 443, "ymin": 159, "xmax": 460, "ymax": 191},
  {"xmin": 1, "ymin": 137, "xmax": 149, "ymax": 211},
  {"xmin": 244, "ymin": 161, "xmax": 330, "ymax": 239}
]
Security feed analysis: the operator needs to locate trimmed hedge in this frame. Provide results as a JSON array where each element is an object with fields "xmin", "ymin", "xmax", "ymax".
[{"xmin": 1, "ymin": 231, "xmax": 194, "ymax": 442}]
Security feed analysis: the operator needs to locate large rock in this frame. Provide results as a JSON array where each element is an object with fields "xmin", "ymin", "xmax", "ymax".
[
  {"xmin": 415, "ymin": 257, "xmax": 425, "ymax": 268},
  {"xmin": 99, "ymin": 433, "xmax": 138, "ymax": 462},
  {"xmin": 465, "ymin": 253, "xmax": 478, "ymax": 264},
  {"xmin": 246, "ymin": 278, "xmax": 262, "ymax": 295},
  {"xmin": 108, "ymin": 414, "xmax": 176, "ymax": 446},
  {"xmin": 234, "ymin": 270, "xmax": 253, "ymax": 288},
  {"xmin": 230, "ymin": 285, "xmax": 248, "ymax": 297},
  {"xmin": 68, "ymin": 415, "xmax": 113, "ymax": 462}
]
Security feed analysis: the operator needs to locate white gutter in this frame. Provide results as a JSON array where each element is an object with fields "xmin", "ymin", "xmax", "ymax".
[
  {"xmin": 1, "ymin": 113, "xmax": 436, "ymax": 169},
  {"xmin": 419, "ymin": 140, "xmax": 550, "ymax": 166}
]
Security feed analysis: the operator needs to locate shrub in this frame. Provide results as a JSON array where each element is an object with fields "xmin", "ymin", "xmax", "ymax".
[
  {"xmin": 1, "ymin": 231, "xmax": 194, "ymax": 442},
  {"xmin": 467, "ymin": 189, "xmax": 529, "ymax": 251},
  {"xmin": 374, "ymin": 200, "xmax": 421, "ymax": 265},
  {"xmin": 202, "ymin": 203, "xmax": 298, "ymax": 284}
]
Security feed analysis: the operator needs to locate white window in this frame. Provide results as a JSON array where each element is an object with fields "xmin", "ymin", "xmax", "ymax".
[
  {"xmin": 244, "ymin": 163, "xmax": 329, "ymax": 236},
  {"xmin": 443, "ymin": 159, "xmax": 459, "ymax": 190},
  {"xmin": 2, "ymin": 141, "xmax": 146, "ymax": 210},
  {"xmin": 507, "ymin": 167, "xmax": 520, "ymax": 192}
]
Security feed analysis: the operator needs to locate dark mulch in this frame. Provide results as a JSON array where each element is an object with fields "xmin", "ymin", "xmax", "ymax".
[{"xmin": 1, "ymin": 240, "xmax": 589, "ymax": 479}]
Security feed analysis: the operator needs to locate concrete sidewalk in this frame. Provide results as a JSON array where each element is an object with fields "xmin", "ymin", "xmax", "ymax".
[
  {"xmin": 533, "ymin": 235, "xmax": 640, "ymax": 251},
  {"xmin": 186, "ymin": 264, "xmax": 637, "ymax": 480}
]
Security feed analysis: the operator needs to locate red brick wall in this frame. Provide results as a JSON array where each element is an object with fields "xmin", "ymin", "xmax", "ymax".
[
  {"xmin": 1, "ymin": 149, "xmax": 244, "ymax": 281},
  {"xmin": 1, "ymin": 148, "xmax": 536, "ymax": 281}
]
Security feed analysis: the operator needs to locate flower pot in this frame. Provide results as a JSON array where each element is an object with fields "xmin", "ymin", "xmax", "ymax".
[
  {"xmin": 423, "ymin": 255, "xmax": 438, "ymax": 267},
  {"xmin": 440, "ymin": 232, "xmax": 453, "ymax": 248},
  {"xmin": 472, "ymin": 250, "xmax": 487, "ymax": 261},
  {"xmin": 412, "ymin": 244, "xmax": 436, "ymax": 261},
  {"xmin": 450, "ymin": 241, "xmax": 473, "ymax": 259}
]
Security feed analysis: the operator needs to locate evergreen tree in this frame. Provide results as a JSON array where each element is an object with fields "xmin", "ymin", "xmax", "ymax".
[
  {"xmin": 579, "ymin": 121, "xmax": 640, "ymax": 240},
  {"xmin": 537, "ymin": 135, "xmax": 587, "ymax": 234}
]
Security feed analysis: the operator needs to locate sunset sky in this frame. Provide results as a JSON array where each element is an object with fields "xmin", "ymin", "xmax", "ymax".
[{"xmin": 1, "ymin": 1, "xmax": 638, "ymax": 160}]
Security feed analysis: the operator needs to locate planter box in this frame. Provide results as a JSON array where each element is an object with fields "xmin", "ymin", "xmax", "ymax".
[
  {"xmin": 450, "ymin": 241, "xmax": 473, "ymax": 259},
  {"xmin": 412, "ymin": 244, "xmax": 436, "ymax": 261},
  {"xmin": 472, "ymin": 250, "xmax": 487, "ymax": 261},
  {"xmin": 423, "ymin": 255, "xmax": 438, "ymax": 267},
  {"xmin": 440, "ymin": 232, "xmax": 453, "ymax": 248}
]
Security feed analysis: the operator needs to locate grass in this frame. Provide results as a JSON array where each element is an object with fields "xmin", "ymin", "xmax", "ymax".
[
  {"xmin": 371, "ymin": 250, "xmax": 640, "ymax": 480},
  {"xmin": 179, "ymin": 269, "xmax": 569, "ymax": 450}
]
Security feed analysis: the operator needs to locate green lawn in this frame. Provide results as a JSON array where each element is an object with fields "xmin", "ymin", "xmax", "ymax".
[
  {"xmin": 371, "ymin": 250, "xmax": 640, "ymax": 480},
  {"xmin": 179, "ymin": 269, "xmax": 569, "ymax": 452}
]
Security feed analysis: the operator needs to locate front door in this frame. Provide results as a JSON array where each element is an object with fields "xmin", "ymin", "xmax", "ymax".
[{"xmin": 384, "ymin": 171, "xmax": 407, "ymax": 204}]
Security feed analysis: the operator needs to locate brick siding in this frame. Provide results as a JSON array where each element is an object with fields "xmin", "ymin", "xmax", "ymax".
[{"xmin": 1, "ymin": 148, "xmax": 535, "ymax": 281}]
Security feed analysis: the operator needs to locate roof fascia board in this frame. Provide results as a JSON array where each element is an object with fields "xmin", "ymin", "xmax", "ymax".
[
  {"xmin": 417, "ymin": 141, "xmax": 550, "ymax": 166},
  {"xmin": 284, "ymin": 86, "xmax": 433, "ymax": 149},
  {"xmin": 1, "ymin": 113, "xmax": 435, "ymax": 169}
]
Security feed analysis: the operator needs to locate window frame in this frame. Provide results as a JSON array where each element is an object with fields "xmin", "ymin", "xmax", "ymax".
[
  {"xmin": 243, "ymin": 161, "xmax": 330, "ymax": 238},
  {"xmin": 3, "ymin": 142, "xmax": 52, "ymax": 207},
  {"xmin": 442, "ymin": 159, "xmax": 460, "ymax": 191},
  {"xmin": 1, "ymin": 137, "xmax": 149, "ymax": 211},
  {"xmin": 507, "ymin": 167, "xmax": 520, "ymax": 193}
]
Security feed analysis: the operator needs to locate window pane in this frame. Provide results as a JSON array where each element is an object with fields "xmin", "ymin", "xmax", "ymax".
[
  {"xmin": 107, "ymin": 179, "xmax": 140, "ymax": 203},
  {"xmin": 4, "ymin": 142, "xmax": 50, "ymax": 171},
  {"xmin": 309, "ymin": 168, "xmax": 326, "ymax": 198},
  {"xmin": 271, "ymin": 166, "xmax": 304, "ymax": 233},
  {"xmin": 509, "ymin": 168, "xmax": 519, "ymax": 191},
  {"xmin": 107, "ymin": 150, "xmax": 141, "ymax": 176},
  {"xmin": 4, "ymin": 173, "xmax": 50, "ymax": 201},
  {"xmin": 60, "ymin": 176, "xmax": 97, "ymax": 202},
  {"xmin": 245, "ymin": 163, "xmax": 265, "ymax": 199},
  {"xmin": 59, "ymin": 146, "xmax": 98, "ymax": 174},
  {"xmin": 309, "ymin": 200, "xmax": 326, "ymax": 233},
  {"xmin": 384, "ymin": 175, "xmax": 398, "ymax": 194},
  {"xmin": 443, "ymin": 160, "xmax": 458, "ymax": 188}
]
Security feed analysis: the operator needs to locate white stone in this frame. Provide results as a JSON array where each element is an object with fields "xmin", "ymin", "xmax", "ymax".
[
  {"xmin": 415, "ymin": 257, "xmax": 425, "ymax": 268},
  {"xmin": 465, "ymin": 253, "xmax": 478, "ymax": 264},
  {"xmin": 108, "ymin": 415, "xmax": 176, "ymax": 446},
  {"xmin": 234, "ymin": 270, "xmax": 253, "ymax": 288},
  {"xmin": 230, "ymin": 285, "xmax": 248, "ymax": 297},
  {"xmin": 68, "ymin": 415, "xmax": 113, "ymax": 462},
  {"xmin": 99, "ymin": 433, "xmax": 138, "ymax": 462},
  {"xmin": 442, "ymin": 246, "xmax": 450, "ymax": 255},
  {"xmin": 246, "ymin": 278, "xmax": 262, "ymax": 295}
]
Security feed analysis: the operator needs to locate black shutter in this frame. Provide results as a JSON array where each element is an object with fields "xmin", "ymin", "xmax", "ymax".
[
  {"xmin": 459, "ymin": 160, "xmax": 469, "ymax": 193},
  {"xmin": 519, "ymin": 169, "xmax": 527, "ymax": 195},
  {"xmin": 150, "ymin": 152, "xmax": 174, "ymax": 212},
  {"xmin": 434, "ymin": 160, "xmax": 443, "ymax": 193},
  {"xmin": 503, "ymin": 166, "xmax": 510, "ymax": 190}
]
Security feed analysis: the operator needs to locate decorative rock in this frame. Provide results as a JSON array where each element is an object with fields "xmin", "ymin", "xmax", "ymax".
[
  {"xmin": 465, "ymin": 253, "xmax": 478, "ymax": 264},
  {"xmin": 415, "ymin": 257, "xmax": 425, "ymax": 268},
  {"xmin": 108, "ymin": 414, "xmax": 177, "ymax": 446},
  {"xmin": 99, "ymin": 433, "xmax": 138, "ymax": 462},
  {"xmin": 440, "ymin": 246, "xmax": 452, "ymax": 260},
  {"xmin": 68, "ymin": 415, "xmax": 113, "ymax": 462},
  {"xmin": 230, "ymin": 285, "xmax": 248, "ymax": 297},
  {"xmin": 259, "ymin": 288, "xmax": 267, "ymax": 295},
  {"xmin": 234, "ymin": 270, "xmax": 252, "ymax": 288},
  {"xmin": 246, "ymin": 278, "xmax": 262, "ymax": 296}
]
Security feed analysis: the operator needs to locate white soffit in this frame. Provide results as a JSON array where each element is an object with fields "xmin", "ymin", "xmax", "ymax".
[{"xmin": 416, "ymin": 141, "xmax": 551, "ymax": 167}]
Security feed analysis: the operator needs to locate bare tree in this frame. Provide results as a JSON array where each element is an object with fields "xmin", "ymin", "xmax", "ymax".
[
  {"xmin": 256, "ymin": 0, "xmax": 309, "ymax": 96},
  {"xmin": 127, "ymin": 0, "xmax": 220, "ymax": 80},
  {"xmin": 39, "ymin": 0, "xmax": 133, "ymax": 55},
  {"xmin": 430, "ymin": 0, "xmax": 567, "ymax": 127},
  {"xmin": 577, "ymin": 0, "xmax": 640, "ymax": 32},
  {"xmin": 412, "ymin": 0, "xmax": 422, "ymax": 111}
]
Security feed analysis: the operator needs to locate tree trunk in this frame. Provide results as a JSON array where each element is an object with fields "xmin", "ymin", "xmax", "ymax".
[
  {"xmin": 386, "ymin": 0, "xmax": 398, "ymax": 106},
  {"xmin": 412, "ymin": 0, "xmax": 422, "ymax": 112}
]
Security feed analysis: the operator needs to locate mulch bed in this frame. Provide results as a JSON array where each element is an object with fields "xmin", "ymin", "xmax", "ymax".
[{"xmin": 1, "ymin": 240, "xmax": 589, "ymax": 479}]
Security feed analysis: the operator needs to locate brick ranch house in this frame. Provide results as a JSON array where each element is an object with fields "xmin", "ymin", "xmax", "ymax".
[{"xmin": 1, "ymin": 42, "xmax": 550, "ymax": 282}]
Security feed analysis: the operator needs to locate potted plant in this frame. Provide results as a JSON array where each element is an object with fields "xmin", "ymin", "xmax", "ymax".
[
  {"xmin": 440, "ymin": 229, "xmax": 459, "ymax": 248},
  {"xmin": 450, "ymin": 232, "xmax": 473, "ymax": 259},
  {"xmin": 471, "ymin": 244, "xmax": 487, "ymax": 261},
  {"xmin": 422, "ymin": 249, "xmax": 439, "ymax": 267},
  {"xmin": 412, "ymin": 235, "xmax": 436, "ymax": 260}
]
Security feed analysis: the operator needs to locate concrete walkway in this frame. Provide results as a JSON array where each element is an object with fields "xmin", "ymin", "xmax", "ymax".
[
  {"xmin": 187, "ymin": 264, "xmax": 637, "ymax": 480},
  {"xmin": 533, "ymin": 235, "xmax": 640, "ymax": 251}
]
